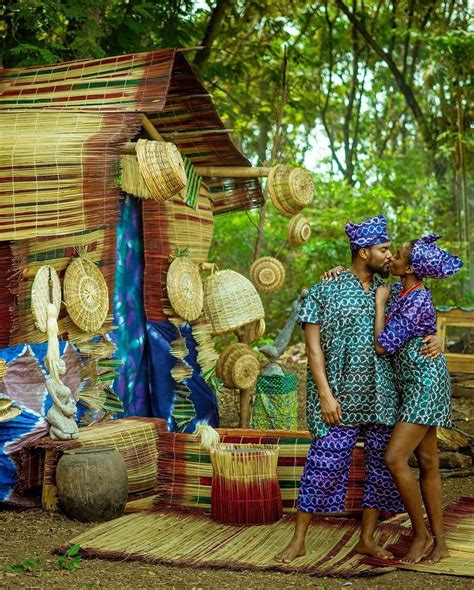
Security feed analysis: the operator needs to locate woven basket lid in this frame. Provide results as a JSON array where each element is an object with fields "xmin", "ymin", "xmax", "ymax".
[
  {"xmin": 267, "ymin": 165, "xmax": 314, "ymax": 218},
  {"xmin": 0, "ymin": 397, "xmax": 21, "ymax": 422},
  {"xmin": 203, "ymin": 270, "xmax": 264, "ymax": 335},
  {"xmin": 216, "ymin": 342, "xmax": 247, "ymax": 381},
  {"xmin": 166, "ymin": 256, "xmax": 204, "ymax": 321},
  {"xmin": 31, "ymin": 265, "xmax": 62, "ymax": 333},
  {"xmin": 64, "ymin": 256, "xmax": 109, "ymax": 333},
  {"xmin": 249, "ymin": 257, "xmax": 286, "ymax": 293},
  {"xmin": 232, "ymin": 353, "xmax": 260, "ymax": 389},
  {"xmin": 136, "ymin": 138, "xmax": 186, "ymax": 202},
  {"xmin": 288, "ymin": 214, "xmax": 312, "ymax": 246}
]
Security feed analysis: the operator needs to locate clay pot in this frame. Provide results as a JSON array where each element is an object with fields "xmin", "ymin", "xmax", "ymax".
[{"xmin": 56, "ymin": 447, "xmax": 128, "ymax": 522}]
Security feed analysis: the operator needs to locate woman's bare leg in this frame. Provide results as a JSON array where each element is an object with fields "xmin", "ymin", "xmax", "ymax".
[
  {"xmin": 415, "ymin": 427, "xmax": 450, "ymax": 563},
  {"xmin": 384, "ymin": 421, "xmax": 432, "ymax": 563}
]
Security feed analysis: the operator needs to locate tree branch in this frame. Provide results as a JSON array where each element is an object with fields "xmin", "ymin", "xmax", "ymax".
[{"xmin": 193, "ymin": 0, "xmax": 232, "ymax": 70}]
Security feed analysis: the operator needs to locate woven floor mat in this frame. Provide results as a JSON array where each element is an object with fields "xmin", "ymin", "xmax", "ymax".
[
  {"xmin": 364, "ymin": 497, "xmax": 474, "ymax": 577},
  {"xmin": 66, "ymin": 508, "xmax": 401, "ymax": 577}
]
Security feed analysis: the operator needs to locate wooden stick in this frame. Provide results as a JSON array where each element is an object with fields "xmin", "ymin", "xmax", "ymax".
[
  {"xmin": 239, "ymin": 387, "xmax": 253, "ymax": 428},
  {"xmin": 194, "ymin": 166, "xmax": 272, "ymax": 178},
  {"xmin": 141, "ymin": 114, "xmax": 164, "ymax": 141},
  {"xmin": 159, "ymin": 128, "xmax": 235, "ymax": 138}
]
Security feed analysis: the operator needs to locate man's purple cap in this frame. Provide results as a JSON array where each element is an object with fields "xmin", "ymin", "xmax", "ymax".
[
  {"xmin": 345, "ymin": 214, "xmax": 390, "ymax": 250},
  {"xmin": 411, "ymin": 234, "xmax": 463, "ymax": 279}
]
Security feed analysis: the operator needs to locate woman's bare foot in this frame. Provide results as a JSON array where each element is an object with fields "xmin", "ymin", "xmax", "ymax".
[
  {"xmin": 401, "ymin": 534, "xmax": 432, "ymax": 564},
  {"xmin": 274, "ymin": 538, "xmax": 306, "ymax": 564},
  {"xmin": 355, "ymin": 539, "xmax": 393, "ymax": 559},
  {"xmin": 424, "ymin": 539, "xmax": 450, "ymax": 564}
]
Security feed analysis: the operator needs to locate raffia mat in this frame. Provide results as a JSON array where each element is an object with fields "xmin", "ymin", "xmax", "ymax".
[
  {"xmin": 65, "ymin": 508, "xmax": 400, "ymax": 578},
  {"xmin": 65, "ymin": 497, "xmax": 474, "ymax": 578}
]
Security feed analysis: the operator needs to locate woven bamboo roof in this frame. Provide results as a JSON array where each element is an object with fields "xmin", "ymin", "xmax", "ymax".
[{"xmin": 0, "ymin": 49, "xmax": 263, "ymax": 215}]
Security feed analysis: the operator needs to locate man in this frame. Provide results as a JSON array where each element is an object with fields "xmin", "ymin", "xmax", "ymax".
[{"xmin": 275, "ymin": 214, "xmax": 441, "ymax": 563}]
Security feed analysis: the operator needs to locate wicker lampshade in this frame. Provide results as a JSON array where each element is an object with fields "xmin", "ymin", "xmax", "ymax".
[
  {"xmin": 31, "ymin": 265, "xmax": 62, "ymax": 333},
  {"xmin": 64, "ymin": 256, "xmax": 109, "ymax": 333},
  {"xmin": 288, "ymin": 214, "xmax": 312, "ymax": 246},
  {"xmin": 267, "ymin": 165, "xmax": 314, "ymax": 218},
  {"xmin": 135, "ymin": 138, "xmax": 187, "ymax": 202},
  {"xmin": 166, "ymin": 256, "xmax": 203, "ymax": 322},
  {"xmin": 249, "ymin": 257, "xmax": 286, "ymax": 293},
  {"xmin": 203, "ymin": 270, "xmax": 264, "ymax": 335}
]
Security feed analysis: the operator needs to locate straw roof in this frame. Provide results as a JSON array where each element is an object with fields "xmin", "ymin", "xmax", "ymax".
[{"xmin": 0, "ymin": 49, "xmax": 263, "ymax": 222}]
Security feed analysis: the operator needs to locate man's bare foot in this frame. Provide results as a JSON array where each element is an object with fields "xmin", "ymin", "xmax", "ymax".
[
  {"xmin": 355, "ymin": 539, "xmax": 393, "ymax": 559},
  {"xmin": 401, "ymin": 534, "xmax": 432, "ymax": 564},
  {"xmin": 274, "ymin": 538, "xmax": 306, "ymax": 564},
  {"xmin": 424, "ymin": 540, "xmax": 450, "ymax": 564}
]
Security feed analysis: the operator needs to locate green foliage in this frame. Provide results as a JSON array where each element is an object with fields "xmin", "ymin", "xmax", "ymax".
[
  {"xmin": 57, "ymin": 544, "xmax": 81, "ymax": 571},
  {"xmin": 4, "ymin": 556, "xmax": 40, "ymax": 573}
]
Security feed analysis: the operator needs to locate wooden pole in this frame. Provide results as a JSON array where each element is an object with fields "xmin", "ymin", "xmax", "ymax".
[
  {"xmin": 194, "ymin": 166, "xmax": 272, "ymax": 178},
  {"xmin": 239, "ymin": 387, "xmax": 253, "ymax": 428},
  {"xmin": 141, "ymin": 114, "xmax": 164, "ymax": 141}
]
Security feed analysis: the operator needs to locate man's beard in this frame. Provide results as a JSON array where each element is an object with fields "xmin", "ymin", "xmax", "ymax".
[{"xmin": 367, "ymin": 261, "xmax": 390, "ymax": 278}]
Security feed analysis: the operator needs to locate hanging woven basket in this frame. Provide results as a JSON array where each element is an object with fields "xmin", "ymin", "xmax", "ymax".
[
  {"xmin": 220, "ymin": 344, "xmax": 260, "ymax": 389},
  {"xmin": 166, "ymin": 256, "xmax": 203, "ymax": 321},
  {"xmin": 64, "ymin": 256, "xmax": 109, "ymax": 333},
  {"xmin": 203, "ymin": 270, "xmax": 264, "ymax": 335},
  {"xmin": 31, "ymin": 265, "xmax": 62, "ymax": 333},
  {"xmin": 249, "ymin": 257, "xmax": 286, "ymax": 293},
  {"xmin": 267, "ymin": 165, "xmax": 314, "ymax": 218},
  {"xmin": 216, "ymin": 342, "xmax": 247, "ymax": 382},
  {"xmin": 240, "ymin": 318, "xmax": 266, "ymax": 343},
  {"xmin": 288, "ymin": 213, "xmax": 312, "ymax": 246},
  {"xmin": 135, "ymin": 138, "xmax": 187, "ymax": 202}
]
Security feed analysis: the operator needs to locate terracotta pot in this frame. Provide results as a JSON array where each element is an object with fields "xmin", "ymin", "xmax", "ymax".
[{"xmin": 56, "ymin": 447, "xmax": 128, "ymax": 522}]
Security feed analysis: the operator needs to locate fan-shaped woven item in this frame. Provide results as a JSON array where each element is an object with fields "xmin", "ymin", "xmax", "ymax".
[
  {"xmin": 136, "ymin": 139, "xmax": 187, "ymax": 202},
  {"xmin": 203, "ymin": 270, "xmax": 264, "ymax": 336},
  {"xmin": 166, "ymin": 256, "xmax": 203, "ymax": 321},
  {"xmin": 64, "ymin": 256, "xmax": 109, "ymax": 333},
  {"xmin": 288, "ymin": 214, "xmax": 312, "ymax": 246},
  {"xmin": 249, "ymin": 257, "xmax": 286, "ymax": 293},
  {"xmin": 31, "ymin": 265, "xmax": 62, "ymax": 333},
  {"xmin": 267, "ymin": 165, "xmax": 314, "ymax": 218}
]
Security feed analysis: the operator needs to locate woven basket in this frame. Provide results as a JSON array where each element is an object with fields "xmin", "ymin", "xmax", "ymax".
[
  {"xmin": 64, "ymin": 256, "xmax": 109, "ymax": 333},
  {"xmin": 0, "ymin": 359, "xmax": 8, "ymax": 380},
  {"xmin": 203, "ymin": 270, "xmax": 264, "ymax": 335},
  {"xmin": 135, "ymin": 139, "xmax": 187, "ymax": 202},
  {"xmin": 220, "ymin": 344, "xmax": 259, "ymax": 389},
  {"xmin": 0, "ymin": 397, "xmax": 21, "ymax": 422},
  {"xmin": 166, "ymin": 256, "xmax": 203, "ymax": 322},
  {"xmin": 249, "ymin": 257, "xmax": 286, "ymax": 293},
  {"xmin": 31, "ymin": 265, "xmax": 62, "ymax": 333},
  {"xmin": 288, "ymin": 214, "xmax": 312, "ymax": 246},
  {"xmin": 216, "ymin": 343, "xmax": 247, "ymax": 381},
  {"xmin": 240, "ymin": 318, "xmax": 266, "ymax": 343},
  {"xmin": 267, "ymin": 165, "xmax": 314, "ymax": 217}
]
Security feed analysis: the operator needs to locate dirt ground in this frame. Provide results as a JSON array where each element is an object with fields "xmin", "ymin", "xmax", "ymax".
[{"xmin": 0, "ymin": 475, "xmax": 472, "ymax": 590}]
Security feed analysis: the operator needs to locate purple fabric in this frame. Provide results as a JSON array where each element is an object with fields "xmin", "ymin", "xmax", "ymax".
[
  {"xmin": 411, "ymin": 233, "xmax": 463, "ymax": 279},
  {"xmin": 345, "ymin": 214, "xmax": 390, "ymax": 250},
  {"xmin": 378, "ymin": 288, "xmax": 437, "ymax": 355},
  {"xmin": 297, "ymin": 424, "xmax": 404, "ymax": 514}
]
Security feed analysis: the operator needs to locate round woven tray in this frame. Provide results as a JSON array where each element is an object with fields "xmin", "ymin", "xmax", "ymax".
[
  {"xmin": 267, "ymin": 165, "xmax": 314, "ymax": 218},
  {"xmin": 203, "ymin": 270, "xmax": 264, "ymax": 335},
  {"xmin": 64, "ymin": 256, "xmax": 109, "ymax": 333},
  {"xmin": 249, "ymin": 257, "xmax": 286, "ymax": 293},
  {"xmin": 166, "ymin": 257, "xmax": 203, "ymax": 321},
  {"xmin": 288, "ymin": 213, "xmax": 312, "ymax": 246},
  {"xmin": 31, "ymin": 265, "xmax": 62, "ymax": 333},
  {"xmin": 136, "ymin": 139, "xmax": 186, "ymax": 202}
]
